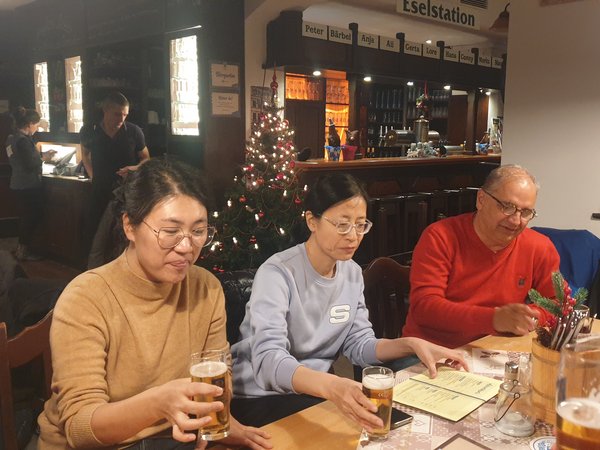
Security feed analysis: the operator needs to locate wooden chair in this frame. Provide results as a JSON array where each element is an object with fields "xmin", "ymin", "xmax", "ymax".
[
  {"xmin": 0, "ymin": 310, "xmax": 53, "ymax": 450},
  {"xmin": 362, "ymin": 257, "xmax": 411, "ymax": 339}
]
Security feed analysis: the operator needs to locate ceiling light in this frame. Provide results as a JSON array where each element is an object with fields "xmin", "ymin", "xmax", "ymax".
[
  {"xmin": 363, "ymin": 76, "xmax": 372, "ymax": 82},
  {"xmin": 486, "ymin": 91, "xmax": 492, "ymax": 96},
  {"xmin": 312, "ymin": 70, "xmax": 322, "ymax": 77},
  {"xmin": 407, "ymin": 81, "xmax": 414, "ymax": 86},
  {"xmin": 425, "ymin": 39, "xmax": 432, "ymax": 44},
  {"xmin": 443, "ymin": 85, "xmax": 451, "ymax": 91},
  {"xmin": 489, "ymin": 3, "xmax": 510, "ymax": 33}
]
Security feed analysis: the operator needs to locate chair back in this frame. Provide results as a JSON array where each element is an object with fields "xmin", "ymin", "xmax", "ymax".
[
  {"xmin": 362, "ymin": 257, "xmax": 410, "ymax": 339},
  {"xmin": 0, "ymin": 310, "xmax": 53, "ymax": 450},
  {"xmin": 215, "ymin": 269, "xmax": 256, "ymax": 344}
]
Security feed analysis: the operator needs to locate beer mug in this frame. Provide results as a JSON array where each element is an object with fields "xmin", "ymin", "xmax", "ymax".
[
  {"xmin": 362, "ymin": 366, "xmax": 394, "ymax": 440},
  {"xmin": 190, "ymin": 350, "xmax": 231, "ymax": 441},
  {"xmin": 556, "ymin": 335, "xmax": 600, "ymax": 449}
]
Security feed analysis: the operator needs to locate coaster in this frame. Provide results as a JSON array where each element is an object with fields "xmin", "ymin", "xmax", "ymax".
[{"xmin": 529, "ymin": 436, "xmax": 556, "ymax": 450}]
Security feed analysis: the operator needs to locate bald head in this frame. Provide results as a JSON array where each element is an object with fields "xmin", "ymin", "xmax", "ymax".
[{"xmin": 482, "ymin": 164, "xmax": 539, "ymax": 194}]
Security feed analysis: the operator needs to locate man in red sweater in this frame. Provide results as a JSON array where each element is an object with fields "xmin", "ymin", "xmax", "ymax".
[{"xmin": 402, "ymin": 165, "xmax": 559, "ymax": 348}]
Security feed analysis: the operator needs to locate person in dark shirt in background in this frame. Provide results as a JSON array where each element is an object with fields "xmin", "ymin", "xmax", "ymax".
[
  {"xmin": 80, "ymin": 91, "xmax": 149, "ymax": 260},
  {"xmin": 5, "ymin": 107, "xmax": 55, "ymax": 260}
]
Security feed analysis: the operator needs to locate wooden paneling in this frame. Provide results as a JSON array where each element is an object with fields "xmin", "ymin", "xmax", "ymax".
[
  {"xmin": 447, "ymin": 94, "xmax": 468, "ymax": 145},
  {"xmin": 285, "ymin": 100, "xmax": 325, "ymax": 158}
]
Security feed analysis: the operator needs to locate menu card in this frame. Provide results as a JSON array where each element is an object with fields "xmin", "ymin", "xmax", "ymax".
[{"xmin": 393, "ymin": 366, "xmax": 502, "ymax": 422}]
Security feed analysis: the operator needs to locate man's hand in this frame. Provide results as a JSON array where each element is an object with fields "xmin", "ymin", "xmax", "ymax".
[{"xmin": 493, "ymin": 303, "xmax": 539, "ymax": 335}]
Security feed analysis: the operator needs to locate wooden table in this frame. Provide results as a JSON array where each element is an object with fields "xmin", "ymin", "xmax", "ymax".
[{"xmin": 256, "ymin": 323, "xmax": 599, "ymax": 449}]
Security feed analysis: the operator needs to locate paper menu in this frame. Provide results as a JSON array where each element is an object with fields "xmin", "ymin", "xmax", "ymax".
[{"xmin": 393, "ymin": 366, "xmax": 502, "ymax": 422}]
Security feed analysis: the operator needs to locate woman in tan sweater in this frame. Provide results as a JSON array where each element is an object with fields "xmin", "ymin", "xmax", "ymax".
[{"xmin": 38, "ymin": 158, "xmax": 271, "ymax": 449}]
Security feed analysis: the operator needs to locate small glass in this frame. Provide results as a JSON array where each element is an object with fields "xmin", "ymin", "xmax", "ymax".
[
  {"xmin": 494, "ymin": 380, "xmax": 535, "ymax": 437},
  {"xmin": 362, "ymin": 366, "xmax": 394, "ymax": 441},
  {"xmin": 555, "ymin": 335, "xmax": 600, "ymax": 450},
  {"xmin": 190, "ymin": 350, "xmax": 231, "ymax": 441}
]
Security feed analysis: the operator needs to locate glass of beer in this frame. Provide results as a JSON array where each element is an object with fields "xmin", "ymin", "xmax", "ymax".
[
  {"xmin": 362, "ymin": 366, "xmax": 394, "ymax": 440},
  {"xmin": 190, "ymin": 350, "xmax": 231, "ymax": 441},
  {"xmin": 555, "ymin": 335, "xmax": 600, "ymax": 450}
]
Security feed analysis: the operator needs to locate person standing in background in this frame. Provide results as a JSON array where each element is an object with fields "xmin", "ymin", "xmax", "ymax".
[
  {"xmin": 5, "ymin": 107, "xmax": 55, "ymax": 260},
  {"xmin": 80, "ymin": 91, "xmax": 150, "ymax": 259}
]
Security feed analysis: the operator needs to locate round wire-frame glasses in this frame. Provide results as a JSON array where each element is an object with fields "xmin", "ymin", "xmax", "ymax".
[
  {"xmin": 142, "ymin": 221, "xmax": 216, "ymax": 248},
  {"xmin": 320, "ymin": 216, "xmax": 373, "ymax": 235}
]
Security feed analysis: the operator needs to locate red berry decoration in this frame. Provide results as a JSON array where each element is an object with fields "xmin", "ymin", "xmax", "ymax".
[{"xmin": 239, "ymin": 195, "xmax": 246, "ymax": 203}]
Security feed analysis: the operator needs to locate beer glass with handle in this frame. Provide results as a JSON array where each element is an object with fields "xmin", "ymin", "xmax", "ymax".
[
  {"xmin": 556, "ymin": 335, "xmax": 600, "ymax": 450},
  {"xmin": 190, "ymin": 350, "xmax": 232, "ymax": 441},
  {"xmin": 362, "ymin": 366, "xmax": 394, "ymax": 441}
]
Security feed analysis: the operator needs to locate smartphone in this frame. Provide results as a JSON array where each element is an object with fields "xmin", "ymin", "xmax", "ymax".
[{"xmin": 391, "ymin": 408, "xmax": 413, "ymax": 429}]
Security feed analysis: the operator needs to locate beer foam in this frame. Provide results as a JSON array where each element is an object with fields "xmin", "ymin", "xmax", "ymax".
[
  {"xmin": 190, "ymin": 361, "xmax": 227, "ymax": 378},
  {"xmin": 557, "ymin": 398, "xmax": 600, "ymax": 430},
  {"xmin": 363, "ymin": 373, "xmax": 394, "ymax": 390}
]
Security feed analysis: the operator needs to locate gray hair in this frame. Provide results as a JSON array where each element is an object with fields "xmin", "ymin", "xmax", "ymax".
[{"xmin": 481, "ymin": 164, "xmax": 540, "ymax": 193}]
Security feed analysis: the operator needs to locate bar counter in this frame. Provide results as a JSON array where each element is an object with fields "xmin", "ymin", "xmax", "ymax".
[{"xmin": 295, "ymin": 154, "xmax": 501, "ymax": 197}]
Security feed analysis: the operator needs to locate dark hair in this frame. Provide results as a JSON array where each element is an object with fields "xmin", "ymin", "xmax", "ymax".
[
  {"xmin": 118, "ymin": 157, "xmax": 213, "ymax": 226},
  {"xmin": 14, "ymin": 106, "xmax": 40, "ymax": 129},
  {"xmin": 304, "ymin": 173, "xmax": 369, "ymax": 217},
  {"xmin": 103, "ymin": 91, "xmax": 129, "ymax": 109}
]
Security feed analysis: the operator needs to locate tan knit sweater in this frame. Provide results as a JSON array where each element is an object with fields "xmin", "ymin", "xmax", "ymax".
[{"xmin": 38, "ymin": 252, "xmax": 228, "ymax": 449}]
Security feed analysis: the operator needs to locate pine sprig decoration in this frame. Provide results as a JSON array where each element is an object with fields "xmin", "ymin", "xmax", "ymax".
[{"xmin": 529, "ymin": 271, "xmax": 589, "ymax": 349}]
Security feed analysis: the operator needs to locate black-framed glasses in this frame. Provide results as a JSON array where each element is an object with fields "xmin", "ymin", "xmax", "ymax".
[
  {"xmin": 142, "ymin": 221, "xmax": 216, "ymax": 248},
  {"xmin": 321, "ymin": 216, "xmax": 373, "ymax": 235},
  {"xmin": 483, "ymin": 190, "xmax": 537, "ymax": 221}
]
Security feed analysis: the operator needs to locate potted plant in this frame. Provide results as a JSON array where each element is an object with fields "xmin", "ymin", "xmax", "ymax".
[{"xmin": 527, "ymin": 272, "xmax": 588, "ymax": 424}]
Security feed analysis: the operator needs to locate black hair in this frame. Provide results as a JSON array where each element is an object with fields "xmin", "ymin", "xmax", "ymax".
[
  {"xmin": 93, "ymin": 158, "xmax": 213, "ymax": 266},
  {"xmin": 103, "ymin": 91, "xmax": 129, "ymax": 109},
  {"xmin": 13, "ymin": 106, "xmax": 40, "ymax": 129},
  {"xmin": 117, "ymin": 157, "xmax": 213, "ymax": 226},
  {"xmin": 304, "ymin": 173, "xmax": 369, "ymax": 217}
]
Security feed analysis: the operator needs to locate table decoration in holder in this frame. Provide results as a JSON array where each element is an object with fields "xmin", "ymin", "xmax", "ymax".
[{"xmin": 528, "ymin": 272, "xmax": 589, "ymax": 425}]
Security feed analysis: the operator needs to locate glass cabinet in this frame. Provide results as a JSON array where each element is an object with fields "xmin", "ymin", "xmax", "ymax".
[
  {"xmin": 65, "ymin": 56, "xmax": 83, "ymax": 133},
  {"xmin": 34, "ymin": 62, "xmax": 50, "ymax": 132}
]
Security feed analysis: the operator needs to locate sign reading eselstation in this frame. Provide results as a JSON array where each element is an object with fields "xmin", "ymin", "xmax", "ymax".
[{"xmin": 397, "ymin": 0, "xmax": 480, "ymax": 30}]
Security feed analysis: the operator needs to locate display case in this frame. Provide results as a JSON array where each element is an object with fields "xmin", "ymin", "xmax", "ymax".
[
  {"xmin": 34, "ymin": 62, "xmax": 50, "ymax": 132},
  {"xmin": 169, "ymin": 35, "xmax": 200, "ymax": 136},
  {"xmin": 325, "ymin": 77, "xmax": 349, "ymax": 146},
  {"xmin": 65, "ymin": 56, "xmax": 83, "ymax": 133}
]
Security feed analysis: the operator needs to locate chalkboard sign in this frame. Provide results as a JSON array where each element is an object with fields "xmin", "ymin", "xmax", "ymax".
[
  {"xmin": 86, "ymin": 0, "xmax": 164, "ymax": 46},
  {"xmin": 23, "ymin": 0, "xmax": 85, "ymax": 54},
  {"xmin": 166, "ymin": 0, "xmax": 204, "ymax": 32}
]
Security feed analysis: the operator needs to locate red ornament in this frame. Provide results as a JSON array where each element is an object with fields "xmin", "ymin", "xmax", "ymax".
[
  {"xmin": 294, "ymin": 196, "xmax": 302, "ymax": 205},
  {"xmin": 276, "ymin": 172, "xmax": 284, "ymax": 180},
  {"xmin": 249, "ymin": 236, "xmax": 257, "ymax": 244},
  {"xmin": 257, "ymin": 177, "xmax": 264, "ymax": 186},
  {"xmin": 239, "ymin": 195, "xmax": 247, "ymax": 203},
  {"xmin": 289, "ymin": 161, "xmax": 295, "ymax": 169}
]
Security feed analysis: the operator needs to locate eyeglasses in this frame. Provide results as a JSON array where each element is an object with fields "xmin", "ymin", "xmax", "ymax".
[
  {"xmin": 320, "ymin": 216, "xmax": 373, "ymax": 235},
  {"xmin": 142, "ymin": 221, "xmax": 216, "ymax": 248},
  {"xmin": 483, "ymin": 190, "xmax": 537, "ymax": 221}
]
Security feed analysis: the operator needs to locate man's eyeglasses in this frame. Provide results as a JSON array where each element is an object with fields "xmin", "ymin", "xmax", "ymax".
[
  {"xmin": 483, "ymin": 190, "xmax": 537, "ymax": 221},
  {"xmin": 321, "ymin": 216, "xmax": 373, "ymax": 235},
  {"xmin": 142, "ymin": 221, "xmax": 216, "ymax": 248}
]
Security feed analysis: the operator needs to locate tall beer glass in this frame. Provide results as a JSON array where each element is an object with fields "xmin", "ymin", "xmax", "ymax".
[
  {"xmin": 190, "ymin": 350, "xmax": 231, "ymax": 441},
  {"xmin": 362, "ymin": 366, "xmax": 394, "ymax": 440},
  {"xmin": 556, "ymin": 335, "xmax": 600, "ymax": 450}
]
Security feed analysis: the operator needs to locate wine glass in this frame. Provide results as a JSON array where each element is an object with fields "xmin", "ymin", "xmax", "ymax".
[{"xmin": 555, "ymin": 335, "xmax": 600, "ymax": 449}]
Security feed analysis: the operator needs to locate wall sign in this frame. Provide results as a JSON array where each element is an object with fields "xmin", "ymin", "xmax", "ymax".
[
  {"xmin": 404, "ymin": 40, "xmax": 422, "ymax": 56},
  {"xmin": 478, "ymin": 54, "xmax": 492, "ymax": 67},
  {"xmin": 302, "ymin": 21, "xmax": 327, "ymax": 40},
  {"xmin": 211, "ymin": 63, "xmax": 239, "ymax": 89},
  {"xmin": 492, "ymin": 57, "xmax": 503, "ymax": 69},
  {"xmin": 358, "ymin": 32, "xmax": 379, "ymax": 49},
  {"xmin": 423, "ymin": 44, "xmax": 440, "ymax": 59},
  {"xmin": 211, "ymin": 92, "xmax": 240, "ymax": 117},
  {"xmin": 379, "ymin": 36, "xmax": 400, "ymax": 53},
  {"xmin": 444, "ymin": 48, "xmax": 459, "ymax": 62},
  {"xmin": 459, "ymin": 51, "xmax": 475, "ymax": 65},
  {"xmin": 328, "ymin": 26, "xmax": 352, "ymax": 44},
  {"xmin": 396, "ymin": 0, "xmax": 480, "ymax": 30}
]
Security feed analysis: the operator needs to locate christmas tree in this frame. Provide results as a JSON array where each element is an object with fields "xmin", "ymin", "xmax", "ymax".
[{"xmin": 200, "ymin": 70, "xmax": 306, "ymax": 272}]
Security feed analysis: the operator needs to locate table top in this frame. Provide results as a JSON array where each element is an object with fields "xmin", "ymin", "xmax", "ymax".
[{"xmin": 257, "ymin": 323, "xmax": 599, "ymax": 450}]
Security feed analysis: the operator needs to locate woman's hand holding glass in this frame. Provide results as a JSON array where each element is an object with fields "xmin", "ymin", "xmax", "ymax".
[
  {"xmin": 152, "ymin": 378, "xmax": 225, "ymax": 444},
  {"xmin": 327, "ymin": 376, "xmax": 383, "ymax": 432}
]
